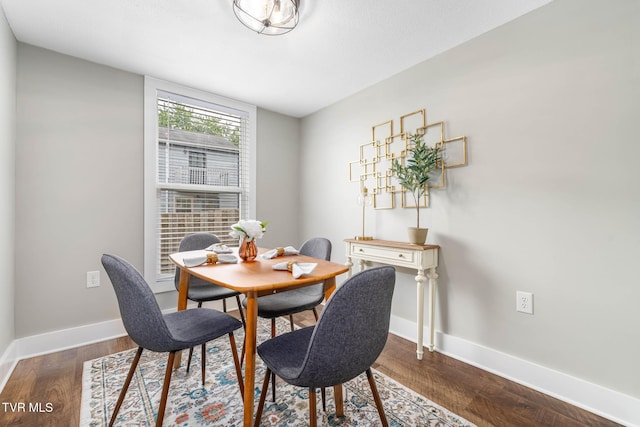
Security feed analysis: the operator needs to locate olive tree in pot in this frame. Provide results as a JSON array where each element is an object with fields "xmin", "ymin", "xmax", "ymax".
[{"xmin": 392, "ymin": 133, "xmax": 442, "ymax": 245}]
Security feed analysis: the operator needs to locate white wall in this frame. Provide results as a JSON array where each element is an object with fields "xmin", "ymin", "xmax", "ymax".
[
  {"xmin": 0, "ymin": 5, "xmax": 16, "ymax": 361},
  {"xmin": 301, "ymin": 0, "xmax": 640, "ymax": 401},
  {"xmin": 13, "ymin": 44, "xmax": 302, "ymax": 338}
]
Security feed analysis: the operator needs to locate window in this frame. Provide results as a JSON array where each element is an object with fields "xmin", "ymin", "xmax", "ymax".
[
  {"xmin": 144, "ymin": 77, "xmax": 256, "ymax": 292},
  {"xmin": 188, "ymin": 151, "xmax": 206, "ymax": 185}
]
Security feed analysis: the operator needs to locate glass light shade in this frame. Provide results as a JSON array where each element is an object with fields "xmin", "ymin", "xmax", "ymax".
[
  {"xmin": 233, "ymin": 0, "xmax": 300, "ymax": 35},
  {"xmin": 357, "ymin": 187, "xmax": 373, "ymax": 207}
]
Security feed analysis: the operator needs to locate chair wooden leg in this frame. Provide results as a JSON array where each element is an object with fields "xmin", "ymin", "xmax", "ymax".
[
  {"xmin": 309, "ymin": 387, "xmax": 317, "ymax": 427},
  {"xmin": 366, "ymin": 368, "xmax": 388, "ymax": 427},
  {"xmin": 312, "ymin": 307, "xmax": 319, "ymax": 321},
  {"xmin": 186, "ymin": 346, "xmax": 195, "ymax": 373},
  {"xmin": 229, "ymin": 333, "xmax": 244, "ymax": 400},
  {"xmin": 271, "ymin": 319, "xmax": 276, "ymax": 402},
  {"xmin": 271, "ymin": 371, "xmax": 277, "ymax": 402},
  {"xmin": 201, "ymin": 343, "xmax": 206, "ymax": 386},
  {"xmin": 254, "ymin": 367, "xmax": 272, "ymax": 427},
  {"xmin": 109, "ymin": 347, "xmax": 143, "ymax": 427},
  {"xmin": 223, "ymin": 298, "xmax": 227, "ymax": 312},
  {"xmin": 156, "ymin": 352, "xmax": 176, "ymax": 427},
  {"xmin": 235, "ymin": 295, "xmax": 246, "ymax": 329},
  {"xmin": 289, "ymin": 314, "xmax": 295, "ymax": 331},
  {"xmin": 240, "ymin": 335, "xmax": 246, "ymax": 368},
  {"xmin": 184, "ymin": 302, "xmax": 205, "ymax": 373}
]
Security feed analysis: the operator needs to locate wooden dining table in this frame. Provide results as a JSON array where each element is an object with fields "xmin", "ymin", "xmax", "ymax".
[{"xmin": 170, "ymin": 247, "xmax": 350, "ymax": 427}]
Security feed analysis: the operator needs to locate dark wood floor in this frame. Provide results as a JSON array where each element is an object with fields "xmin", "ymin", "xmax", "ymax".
[{"xmin": 0, "ymin": 310, "xmax": 619, "ymax": 427}]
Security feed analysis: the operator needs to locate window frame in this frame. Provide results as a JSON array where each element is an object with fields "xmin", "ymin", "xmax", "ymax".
[{"xmin": 143, "ymin": 77, "xmax": 257, "ymax": 292}]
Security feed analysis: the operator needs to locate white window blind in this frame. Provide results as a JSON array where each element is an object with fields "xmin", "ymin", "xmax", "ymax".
[{"xmin": 144, "ymin": 78, "xmax": 256, "ymax": 290}]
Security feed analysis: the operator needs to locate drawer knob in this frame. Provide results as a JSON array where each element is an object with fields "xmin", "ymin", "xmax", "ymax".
[
  {"xmin": 359, "ymin": 248, "xmax": 364, "ymax": 252},
  {"xmin": 398, "ymin": 254, "xmax": 404, "ymax": 258}
]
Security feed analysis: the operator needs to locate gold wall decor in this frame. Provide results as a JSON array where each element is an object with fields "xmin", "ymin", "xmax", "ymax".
[{"xmin": 348, "ymin": 108, "xmax": 468, "ymax": 210}]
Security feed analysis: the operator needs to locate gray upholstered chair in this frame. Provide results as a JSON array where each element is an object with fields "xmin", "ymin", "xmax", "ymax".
[
  {"xmin": 175, "ymin": 232, "xmax": 246, "ymax": 372},
  {"xmin": 254, "ymin": 266, "xmax": 396, "ymax": 427},
  {"xmin": 248, "ymin": 237, "xmax": 331, "ymax": 328},
  {"xmin": 242, "ymin": 237, "xmax": 331, "ymax": 402},
  {"xmin": 102, "ymin": 254, "xmax": 244, "ymax": 427}
]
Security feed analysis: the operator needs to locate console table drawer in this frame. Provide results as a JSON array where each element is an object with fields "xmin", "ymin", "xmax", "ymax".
[{"xmin": 350, "ymin": 244, "xmax": 416, "ymax": 264}]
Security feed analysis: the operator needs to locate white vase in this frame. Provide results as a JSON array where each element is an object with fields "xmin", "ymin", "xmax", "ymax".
[{"xmin": 408, "ymin": 227, "xmax": 428, "ymax": 245}]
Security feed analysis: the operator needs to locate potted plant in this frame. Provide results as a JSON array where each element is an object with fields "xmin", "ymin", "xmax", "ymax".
[
  {"xmin": 230, "ymin": 219, "xmax": 267, "ymax": 261},
  {"xmin": 392, "ymin": 133, "xmax": 442, "ymax": 245}
]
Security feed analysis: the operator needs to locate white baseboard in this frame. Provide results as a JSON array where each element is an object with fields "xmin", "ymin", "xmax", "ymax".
[
  {"xmin": 0, "ymin": 340, "xmax": 18, "ymax": 393},
  {"xmin": 0, "ymin": 301, "xmax": 208, "ymax": 394},
  {"xmin": 1, "ymin": 311, "xmax": 637, "ymax": 426},
  {"xmin": 0, "ymin": 318, "xmax": 129, "ymax": 395},
  {"xmin": 389, "ymin": 314, "xmax": 639, "ymax": 427},
  {"xmin": 15, "ymin": 318, "xmax": 128, "ymax": 359}
]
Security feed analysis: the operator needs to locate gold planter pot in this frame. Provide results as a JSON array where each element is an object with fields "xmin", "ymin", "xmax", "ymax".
[{"xmin": 408, "ymin": 227, "xmax": 428, "ymax": 245}]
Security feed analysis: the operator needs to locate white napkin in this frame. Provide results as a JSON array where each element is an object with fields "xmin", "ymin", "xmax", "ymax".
[
  {"xmin": 261, "ymin": 246, "xmax": 299, "ymax": 259},
  {"xmin": 183, "ymin": 255, "xmax": 207, "ymax": 267},
  {"xmin": 206, "ymin": 243, "xmax": 233, "ymax": 254},
  {"xmin": 215, "ymin": 254, "xmax": 238, "ymax": 264},
  {"xmin": 272, "ymin": 261, "xmax": 317, "ymax": 279},
  {"xmin": 183, "ymin": 253, "xmax": 238, "ymax": 267}
]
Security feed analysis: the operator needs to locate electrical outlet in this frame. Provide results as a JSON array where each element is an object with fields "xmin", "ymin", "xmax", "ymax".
[
  {"xmin": 87, "ymin": 271, "xmax": 100, "ymax": 288},
  {"xmin": 516, "ymin": 291, "xmax": 533, "ymax": 314}
]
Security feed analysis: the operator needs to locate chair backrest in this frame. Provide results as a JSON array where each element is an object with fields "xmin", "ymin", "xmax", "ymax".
[
  {"xmin": 295, "ymin": 266, "xmax": 395, "ymax": 388},
  {"xmin": 296, "ymin": 237, "xmax": 332, "ymax": 298},
  {"xmin": 102, "ymin": 254, "xmax": 175, "ymax": 352},
  {"xmin": 299, "ymin": 237, "xmax": 332, "ymax": 261},
  {"xmin": 174, "ymin": 233, "xmax": 221, "ymax": 291}
]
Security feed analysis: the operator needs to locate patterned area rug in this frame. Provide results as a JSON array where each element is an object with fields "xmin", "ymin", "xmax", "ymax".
[{"xmin": 81, "ymin": 318, "xmax": 475, "ymax": 426}]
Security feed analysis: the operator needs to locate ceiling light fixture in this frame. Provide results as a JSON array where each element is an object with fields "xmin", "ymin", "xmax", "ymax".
[{"xmin": 233, "ymin": 0, "xmax": 300, "ymax": 36}]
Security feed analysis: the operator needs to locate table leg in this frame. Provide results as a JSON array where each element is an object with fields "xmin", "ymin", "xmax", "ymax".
[
  {"xmin": 243, "ymin": 292, "xmax": 258, "ymax": 427},
  {"xmin": 323, "ymin": 276, "xmax": 337, "ymax": 301},
  {"xmin": 174, "ymin": 268, "xmax": 191, "ymax": 369},
  {"xmin": 323, "ymin": 277, "xmax": 344, "ymax": 417},
  {"xmin": 345, "ymin": 256, "xmax": 353, "ymax": 278},
  {"xmin": 427, "ymin": 267, "xmax": 439, "ymax": 352},
  {"xmin": 415, "ymin": 268, "xmax": 426, "ymax": 360}
]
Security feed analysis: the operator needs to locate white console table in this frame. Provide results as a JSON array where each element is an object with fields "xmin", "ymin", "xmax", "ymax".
[{"xmin": 344, "ymin": 239, "xmax": 440, "ymax": 360}]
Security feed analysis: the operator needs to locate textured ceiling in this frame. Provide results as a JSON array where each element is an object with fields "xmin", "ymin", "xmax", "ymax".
[{"xmin": 1, "ymin": 0, "xmax": 552, "ymax": 117}]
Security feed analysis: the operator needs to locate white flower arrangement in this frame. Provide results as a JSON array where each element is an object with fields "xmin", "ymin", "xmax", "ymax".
[{"xmin": 230, "ymin": 219, "xmax": 267, "ymax": 241}]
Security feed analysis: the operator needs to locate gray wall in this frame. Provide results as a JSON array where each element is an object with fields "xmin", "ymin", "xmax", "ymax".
[
  {"xmin": 300, "ymin": 0, "xmax": 640, "ymax": 399},
  {"xmin": 14, "ymin": 44, "xmax": 301, "ymax": 337},
  {"xmin": 256, "ymin": 108, "xmax": 300, "ymax": 248},
  {"xmin": 0, "ymin": 6, "xmax": 16, "ymax": 357},
  {"xmin": 15, "ymin": 44, "xmax": 146, "ymax": 336}
]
